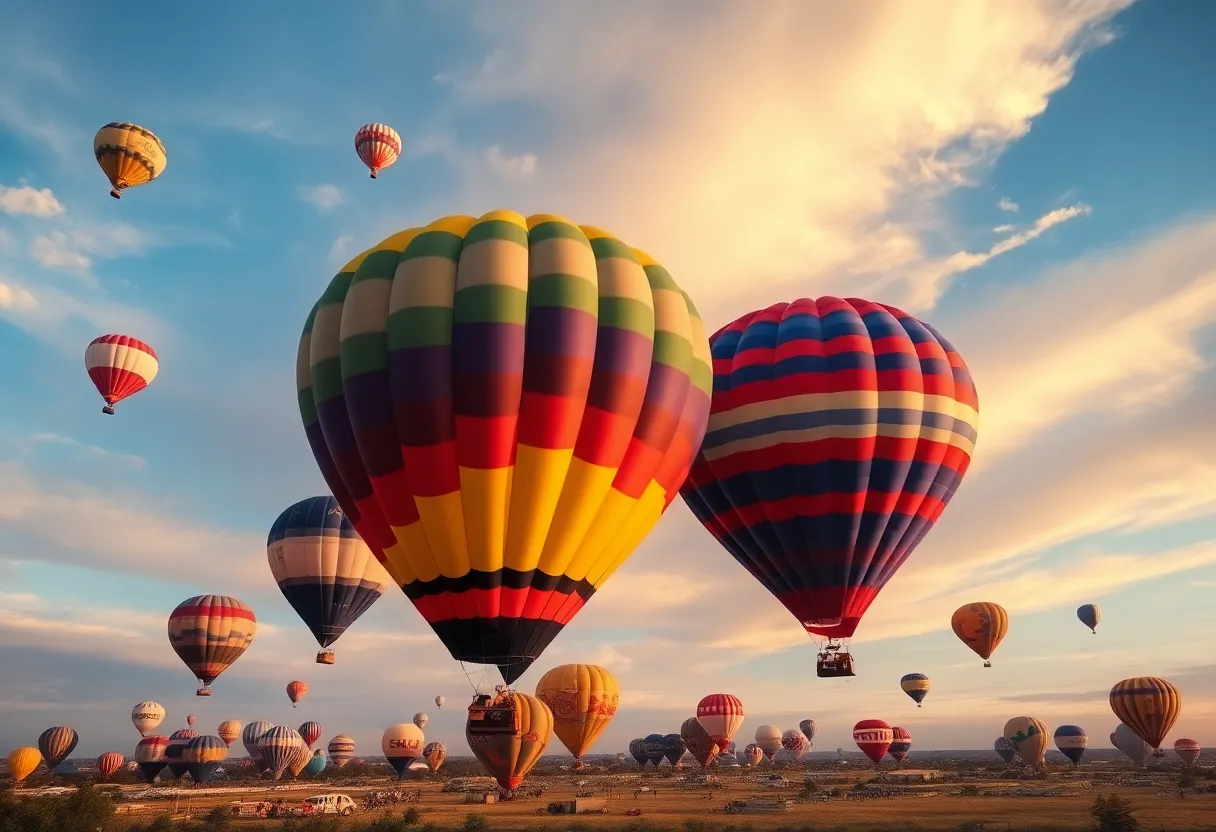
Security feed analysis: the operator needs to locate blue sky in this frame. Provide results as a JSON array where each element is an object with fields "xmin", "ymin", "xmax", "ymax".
[{"xmin": 2, "ymin": 0, "xmax": 1215, "ymax": 762}]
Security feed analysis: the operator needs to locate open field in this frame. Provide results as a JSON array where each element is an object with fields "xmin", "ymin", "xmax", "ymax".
[{"xmin": 80, "ymin": 771, "xmax": 1216, "ymax": 831}]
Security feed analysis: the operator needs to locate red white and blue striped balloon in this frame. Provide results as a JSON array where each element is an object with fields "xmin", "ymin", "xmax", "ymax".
[{"xmin": 680, "ymin": 298, "xmax": 979, "ymax": 641}]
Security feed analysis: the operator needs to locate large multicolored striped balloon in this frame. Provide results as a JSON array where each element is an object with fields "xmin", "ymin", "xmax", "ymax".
[
  {"xmin": 167, "ymin": 595, "xmax": 257, "ymax": 695},
  {"xmin": 680, "ymin": 298, "xmax": 978, "ymax": 643},
  {"xmin": 887, "ymin": 727, "xmax": 911, "ymax": 763},
  {"xmin": 299, "ymin": 721, "xmax": 323, "ymax": 749},
  {"xmin": 267, "ymin": 496, "xmax": 389, "ymax": 664},
  {"xmin": 259, "ymin": 726, "xmax": 303, "ymax": 780},
  {"xmin": 96, "ymin": 752, "xmax": 124, "ymax": 779},
  {"xmin": 164, "ymin": 729, "xmax": 197, "ymax": 780},
  {"xmin": 1110, "ymin": 677, "xmax": 1181, "ymax": 750},
  {"xmin": 696, "ymin": 693, "xmax": 745, "ymax": 748},
  {"xmin": 296, "ymin": 212, "xmax": 711, "ymax": 683},
  {"xmin": 354, "ymin": 123, "xmax": 401, "ymax": 179},
  {"xmin": 183, "ymin": 736, "xmax": 227, "ymax": 784},
  {"xmin": 134, "ymin": 736, "xmax": 168, "ymax": 783},
  {"xmin": 900, "ymin": 673, "xmax": 931, "ymax": 706},
  {"xmin": 85, "ymin": 334, "xmax": 159, "ymax": 415},
  {"xmin": 242, "ymin": 721, "xmax": 272, "ymax": 769},
  {"xmin": 38, "ymin": 726, "xmax": 78, "ymax": 768}
]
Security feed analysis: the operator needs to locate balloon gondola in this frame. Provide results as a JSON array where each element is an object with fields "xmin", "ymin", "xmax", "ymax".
[{"xmin": 816, "ymin": 640, "xmax": 855, "ymax": 678}]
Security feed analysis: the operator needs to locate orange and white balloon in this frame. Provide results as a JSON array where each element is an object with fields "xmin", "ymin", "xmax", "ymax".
[{"xmin": 354, "ymin": 123, "xmax": 401, "ymax": 179}]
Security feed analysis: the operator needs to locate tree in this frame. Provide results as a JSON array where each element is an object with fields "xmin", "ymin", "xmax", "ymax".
[{"xmin": 1091, "ymin": 794, "xmax": 1140, "ymax": 832}]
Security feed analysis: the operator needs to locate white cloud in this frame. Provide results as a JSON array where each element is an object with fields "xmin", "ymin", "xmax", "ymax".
[
  {"xmin": 31, "ymin": 232, "xmax": 92, "ymax": 271},
  {"xmin": 27, "ymin": 432, "xmax": 146, "ymax": 470},
  {"xmin": 433, "ymin": 0, "xmax": 1132, "ymax": 323},
  {"xmin": 998, "ymin": 197, "xmax": 1020, "ymax": 212},
  {"xmin": 993, "ymin": 223, "xmax": 1015, "ymax": 233},
  {"xmin": 0, "ymin": 280, "xmax": 36, "ymax": 310},
  {"xmin": 483, "ymin": 145, "xmax": 538, "ymax": 181},
  {"xmin": 0, "ymin": 183, "xmax": 64, "ymax": 218},
  {"xmin": 329, "ymin": 234, "xmax": 354, "ymax": 265},
  {"xmin": 298, "ymin": 183, "xmax": 344, "ymax": 212}
]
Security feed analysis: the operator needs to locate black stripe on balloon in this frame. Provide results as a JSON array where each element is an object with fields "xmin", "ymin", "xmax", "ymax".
[
  {"xmin": 402, "ymin": 568, "xmax": 595, "ymax": 600},
  {"xmin": 428, "ymin": 617, "xmax": 567, "ymax": 684}
]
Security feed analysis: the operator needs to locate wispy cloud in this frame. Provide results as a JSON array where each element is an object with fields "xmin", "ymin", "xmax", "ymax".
[
  {"xmin": 27, "ymin": 432, "xmax": 147, "ymax": 471},
  {"xmin": 298, "ymin": 183, "xmax": 344, "ymax": 213},
  {"xmin": 328, "ymin": 234, "xmax": 354, "ymax": 266},
  {"xmin": 483, "ymin": 145, "xmax": 538, "ymax": 181},
  {"xmin": 998, "ymin": 197, "xmax": 1020, "ymax": 212},
  {"xmin": 993, "ymin": 224, "xmax": 1015, "ymax": 233},
  {"xmin": 0, "ymin": 280, "xmax": 36, "ymax": 311},
  {"xmin": 0, "ymin": 183, "xmax": 64, "ymax": 218}
]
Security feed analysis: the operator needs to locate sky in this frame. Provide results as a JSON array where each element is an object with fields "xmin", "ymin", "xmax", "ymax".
[{"xmin": 1, "ymin": 0, "xmax": 1215, "ymax": 761}]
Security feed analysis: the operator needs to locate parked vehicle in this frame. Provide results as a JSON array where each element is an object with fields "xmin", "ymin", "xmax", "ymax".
[{"xmin": 304, "ymin": 794, "xmax": 359, "ymax": 816}]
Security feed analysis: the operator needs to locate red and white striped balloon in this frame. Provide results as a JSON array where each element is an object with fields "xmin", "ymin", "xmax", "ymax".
[
  {"xmin": 1175, "ymin": 738, "xmax": 1201, "ymax": 766},
  {"xmin": 853, "ymin": 719, "xmax": 894, "ymax": 765},
  {"xmin": 696, "ymin": 693, "xmax": 745, "ymax": 748},
  {"xmin": 354, "ymin": 123, "xmax": 401, "ymax": 179},
  {"xmin": 85, "ymin": 334, "xmax": 158, "ymax": 415},
  {"xmin": 96, "ymin": 752, "xmax": 124, "ymax": 779}
]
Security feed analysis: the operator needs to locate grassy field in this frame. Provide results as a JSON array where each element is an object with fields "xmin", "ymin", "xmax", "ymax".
[{"xmin": 119, "ymin": 776, "xmax": 1216, "ymax": 831}]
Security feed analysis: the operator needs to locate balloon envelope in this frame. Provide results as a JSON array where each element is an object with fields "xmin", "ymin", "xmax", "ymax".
[
  {"xmin": 97, "ymin": 752, "xmax": 124, "ymax": 779},
  {"xmin": 465, "ymin": 691, "xmax": 552, "ymax": 790},
  {"xmin": 1053, "ymin": 725, "xmax": 1088, "ymax": 765},
  {"xmin": 184, "ymin": 736, "xmax": 227, "ymax": 784},
  {"xmin": 535, "ymin": 663, "xmax": 620, "ymax": 765},
  {"xmin": 781, "ymin": 729, "xmax": 809, "ymax": 761},
  {"xmin": 135, "ymin": 736, "xmax": 169, "ymax": 784},
  {"xmin": 628, "ymin": 738, "xmax": 648, "ymax": 766},
  {"xmin": 1109, "ymin": 677, "xmax": 1181, "ymax": 750},
  {"xmin": 354, "ymin": 123, "xmax": 401, "ymax": 179},
  {"xmin": 799, "ymin": 719, "xmax": 817, "ymax": 743},
  {"xmin": 435, "ymin": 696, "xmax": 445, "ymax": 709},
  {"xmin": 327, "ymin": 735, "xmax": 355, "ymax": 768},
  {"xmin": 217, "ymin": 720, "xmax": 243, "ymax": 748},
  {"xmin": 93, "ymin": 122, "xmax": 166, "ymax": 198},
  {"xmin": 260, "ymin": 726, "xmax": 304, "ymax": 780},
  {"xmin": 679, "ymin": 298, "xmax": 978, "ymax": 640},
  {"xmin": 661, "ymin": 734, "xmax": 686, "ymax": 766},
  {"xmin": 167, "ymin": 595, "xmax": 256, "ymax": 693},
  {"xmin": 994, "ymin": 737, "xmax": 1016, "ymax": 764},
  {"xmin": 267, "ymin": 496, "xmax": 389, "ymax": 663},
  {"xmin": 1003, "ymin": 717, "xmax": 1048, "ymax": 768},
  {"xmin": 131, "ymin": 702, "xmax": 165, "ymax": 737},
  {"xmin": 382, "ymin": 723, "xmax": 425, "ymax": 778},
  {"xmin": 242, "ymin": 721, "xmax": 273, "ymax": 768},
  {"xmin": 297, "ymin": 214, "xmax": 711, "ymax": 685},
  {"xmin": 423, "ymin": 742, "xmax": 446, "ymax": 772},
  {"xmin": 853, "ymin": 720, "xmax": 893, "ymax": 765},
  {"xmin": 7, "ymin": 748, "xmax": 41, "ymax": 783},
  {"xmin": 1111, "ymin": 723, "xmax": 1150, "ymax": 767},
  {"xmin": 413, "ymin": 713, "xmax": 429, "ymax": 730},
  {"xmin": 304, "ymin": 750, "xmax": 327, "ymax": 776},
  {"xmin": 86, "ymin": 334, "xmax": 158, "ymax": 414},
  {"xmin": 951, "ymin": 602, "xmax": 1008, "ymax": 663},
  {"xmin": 287, "ymin": 681, "xmax": 309, "ymax": 707},
  {"xmin": 1174, "ymin": 739, "xmax": 1201, "ymax": 767},
  {"xmin": 754, "ymin": 725, "xmax": 781, "ymax": 759},
  {"xmin": 680, "ymin": 717, "xmax": 719, "ymax": 768},
  {"xmin": 697, "ymin": 694, "xmax": 745, "ymax": 748},
  {"xmin": 888, "ymin": 727, "xmax": 911, "ymax": 763},
  {"xmin": 299, "ymin": 722, "xmax": 323, "ymax": 749},
  {"xmin": 165, "ymin": 729, "xmax": 198, "ymax": 780},
  {"xmin": 38, "ymin": 727, "xmax": 79, "ymax": 768},
  {"xmin": 1077, "ymin": 604, "xmax": 1100, "ymax": 633},
  {"xmin": 900, "ymin": 673, "xmax": 930, "ymax": 705},
  {"xmin": 741, "ymin": 743, "xmax": 763, "ymax": 766}
]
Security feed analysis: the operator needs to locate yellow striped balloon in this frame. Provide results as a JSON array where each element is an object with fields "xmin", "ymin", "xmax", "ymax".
[
  {"xmin": 534, "ymin": 664, "xmax": 620, "ymax": 765},
  {"xmin": 93, "ymin": 123, "xmax": 166, "ymax": 199},
  {"xmin": 1110, "ymin": 677, "xmax": 1181, "ymax": 750},
  {"xmin": 7, "ymin": 747, "xmax": 41, "ymax": 783}
]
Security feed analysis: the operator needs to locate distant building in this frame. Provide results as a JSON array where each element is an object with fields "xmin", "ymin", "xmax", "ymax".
[{"xmin": 882, "ymin": 769, "xmax": 943, "ymax": 782}]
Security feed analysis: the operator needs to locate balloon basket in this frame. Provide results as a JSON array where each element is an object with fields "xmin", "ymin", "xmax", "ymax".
[
  {"xmin": 196, "ymin": 688, "xmax": 212, "ymax": 697},
  {"xmin": 110, "ymin": 189, "xmax": 122, "ymax": 199},
  {"xmin": 983, "ymin": 661, "xmax": 992, "ymax": 668},
  {"xmin": 317, "ymin": 650, "xmax": 335, "ymax": 665},
  {"xmin": 102, "ymin": 404, "xmax": 115, "ymax": 415}
]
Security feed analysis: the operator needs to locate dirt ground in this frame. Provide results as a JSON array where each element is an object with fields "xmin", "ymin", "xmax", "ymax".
[{"xmin": 115, "ymin": 776, "xmax": 1216, "ymax": 831}]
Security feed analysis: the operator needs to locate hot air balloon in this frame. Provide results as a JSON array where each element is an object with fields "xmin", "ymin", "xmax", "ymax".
[
  {"xmin": 167, "ymin": 595, "xmax": 257, "ymax": 695},
  {"xmin": 1174, "ymin": 739, "xmax": 1201, "ymax": 767},
  {"xmin": 1109, "ymin": 677, "xmax": 1181, "ymax": 752},
  {"xmin": 1077, "ymin": 604, "xmax": 1100, "ymax": 634},
  {"xmin": 535, "ymin": 663, "xmax": 620, "ymax": 768},
  {"xmin": 951, "ymin": 602, "xmax": 1008, "ymax": 667},
  {"xmin": 382, "ymin": 723, "xmax": 425, "ymax": 779},
  {"xmin": 1052, "ymin": 725, "xmax": 1087, "ymax": 766},
  {"xmin": 86, "ymin": 334, "xmax": 159, "ymax": 415},
  {"xmin": 6, "ymin": 748, "xmax": 41, "ymax": 784},
  {"xmin": 260, "ymin": 726, "xmax": 304, "ymax": 780},
  {"xmin": 327, "ymin": 735, "xmax": 355, "ymax": 768},
  {"xmin": 680, "ymin": 298, "xmax": 978, "ymax": 677},
  {"xmin": 38, "ymin": 727, "xmax": 78, "ymax": 768},
  {"xmin": 96, "ymin": 752, "xmax": 124, "ymax": 779},
  {"xmin": 93, "ymin": 122, "xmax": 166, "ymax": 199},
  {"xmin": 435, "ymin": 696, "xmax": 445, "ymax": 709},
  {"xmin": 217, "ymin": 720, "xmax": 242, "ymax": 748},
  {"xmin": 413, "ymin": 713, "xmax": 429, "ymax": 730},
  {"xmin": 134, "ymin": 736, "xmax": 169, "ymax": 783},
  {"xmin": 242, "ymin": 721, "xmax": 272, "ymax": 771},
  {"xmin": 994, "ymin": 736, "xmax": 1016, "ymax": 764},
  {"xmin": 754, "ymin": 725, "xmax": 782, "ymax": 761},
  {"xmin": 697, "ymin": 694, "xmax": 745, "ymax": 749},
  {"xmin": 184, "ymin": 736, "xmax": 227, "ymax": 784},
  {"xmin": 186, "ymin": 714, "xmax": 197, "ymax": 728},
  {"xmin": 1111, "ymin": 724, "xmax": 1150, "ymax": 768},
  {"xmin": 286, "ymin": 680, "xmax": 309, "ymax": 708},
  {"xmin": 466, "ymin": 691, "xmax": 553, "ymax": 791},
  {"xmin": 680, "ymin": 717, "xmax": 719, "ymax": 769},
  {"xmin": 740, "ymin": 743, "xmax": 763, "ymax": 766},
  {"xmin": 900, "ymin": 673, "xmax": 931, "ymax": 707},
  {"xmin": 799, "ymin": 719, "xmax": 817, "ymax": 743},
  {"xmin": 853, "ymin": 720, "xmax": 893, "ymax": 766},
  {"xmin": 628, "ymin": 738, "xmax": 648, "ymax": 766},
  {"xmin": 662, "ymin": 734, "xmax": 687, "ymax": 767},
  {"xmin": 1004, "ymin": 717, "xmax": 1048, "ymax": 769},
  {"xmin": 888, "ymin": 727, "xmax": 911, "ymax": 763},
  {"xmin": 165, "ymin": 729, "xmax": 198, "ymax": 780},
  {"xmin": 267, "ymin": 496, "xmax": 390, "ymax": 664},
  {"xmin": 354, "ymin": 123, "xmax": 401, "ymax": 179},
  {"xmin": 297, "ymin": 213, "xmax": 712, "ymax": 685},
  {"xmin": 286, "ymin": 743, "xmax": 312, "ymax": 778},
  {"xmin": 423, "ymin": 742, "xmax": 446, "ymax": 772},
  {"xmin": 836, "ymin": 747, "xmax": 845, "ymax": 761},
  {"xmin": 641, "ymin": 734, "xmax": 666, "ymax": 767},
  {"xmin": 781, "ymin": 729, "xmax": 810, "ymax": 761},
  {"xmin": 299, "ymin": 722, "xmax": 323, "ymax": 749},
  {"xmin": 130, "ymin": 702, "xmax": 165, "ymax": 737},
  {"xmin": 304, "ymin": 750, "xmax": 327, "ymax": 776}
]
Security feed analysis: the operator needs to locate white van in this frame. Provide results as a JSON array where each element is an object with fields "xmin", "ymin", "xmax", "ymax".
[{"xmin": 304, "ymin": 794, "xmax": 359, "ymax": 816}]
